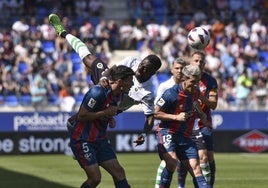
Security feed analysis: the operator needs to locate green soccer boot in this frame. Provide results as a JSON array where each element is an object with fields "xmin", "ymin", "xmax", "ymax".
[{"xmin": 48, "ymin": 13, "xmax": 66, "ymax": 36}]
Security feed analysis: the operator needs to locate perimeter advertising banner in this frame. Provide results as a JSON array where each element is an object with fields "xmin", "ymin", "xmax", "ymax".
[
  {"xmin": 0, "ymin": 111, "xmax": 268, "ymax": 132},
  {"xmin": 0, "ymin": 131, "xmax": 268, "ymax": 155},
  {"xmin": 0, "ymin": 111, "xmax": 268, "ymax": 154}
]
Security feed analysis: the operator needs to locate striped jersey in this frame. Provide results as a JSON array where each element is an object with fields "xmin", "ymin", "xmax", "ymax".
[
  {"xmin": 71, "ymin": 85, "xmax": 122, "ymax": 142},
  {"xmin": 155, "ymin": 84, "xmax": 199, "ymax": 138}
]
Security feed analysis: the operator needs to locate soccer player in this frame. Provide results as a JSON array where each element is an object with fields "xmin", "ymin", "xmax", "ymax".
[
  {"xmin": 154, "ymin": 57, "xmax": 186, "ymax": 188},
  {"xmin": 178, "ymin": 51, "xmax": 218, "ymax": 188},
  {"xmin": 48, "ymin": 14, "xmax": 162, "ymax": 144},
  {"xmin": 154, "ymin": 64, "xmax": 210, "ymax": 188},
  {"xmin": 68, "ymin": 65, "xmax": 134, "ymax": 188}
]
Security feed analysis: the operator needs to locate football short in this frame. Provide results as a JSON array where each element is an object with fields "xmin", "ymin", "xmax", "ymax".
[
  {"xmin": 156, "ymin": 129, "xmax": 176, "ymax": 160},
  {"xmin": 156, "ymin": 129, "xmax": 198, "ymax": 161},
  {"xmin": 191, "ymin": 127, "xmax": 214, "ymax": 151},
  {"xmin": 174, "ymin": 134, "xmax": 199, "ymax": 161},
  {"xmin": 70, "ymin": 138, "xmax": 117, "ymax": 167}
]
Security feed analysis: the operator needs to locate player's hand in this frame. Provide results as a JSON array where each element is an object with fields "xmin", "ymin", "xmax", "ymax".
[
  {"xmin": 133, "ymin": 133, "xmax": 146, "ymax": 146},
  {"xmin": 108, "ymin": 117, "xmax": 116, "ymax": 128},
  {"xmin": 104, "ymin": 106, "xmax": 118, "ymax": 117},
  {"xmin": 99, "ymin": 77, "xmax": 110, "ymax": 89}
]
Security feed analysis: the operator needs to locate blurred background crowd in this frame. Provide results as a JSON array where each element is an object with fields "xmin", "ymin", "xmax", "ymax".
[{"xmin": 0, "ymin": 0, "xmax": 268, "ymax": 112}]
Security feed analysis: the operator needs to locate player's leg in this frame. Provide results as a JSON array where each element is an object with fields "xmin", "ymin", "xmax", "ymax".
[
  {"xmin": 70, "ymin": 140, "xmax": 101, "ymax": 187},
  {"xmin": 101, "ymin": 159, "xmax": 130, "ymax": 188},
  {"xmin": 180, "ymin": 138, "xmax": 207, "ymax": 188},
  {"xmin": 202, "ymin": 128, "xmax": 215, "ymax": 188},
  {"xmin": 198, "ymin": 149, "xmax": 211, "ymax": 185},
  {"xmin": 48, "ymin": 14, "xmax": 95, "ymax": 72},
  {"xmin": 98, "ymin": 139, "xmax": 130, "ymax": 188},
  {"xmin": 208, "ymin": 151, "xmax": 215, "ymax": 188},
  {"xmin": 192, "ymin": 129, "xmax": 211, "ymax": 186},
  {"xmin": 155, "ymin": 160, "xmax": 166, "ymax": 188},
  {"xmin": 177, "ymin": 161, "xmax": 188, "ymax": 188},
  {"xmin": 156, "ymin": 130, "xmax": 177, "ymax": 187}
]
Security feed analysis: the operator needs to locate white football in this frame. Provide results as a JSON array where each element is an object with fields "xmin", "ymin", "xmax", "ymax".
[{"xmin": 187, "ymin": 27, "xmax": 210, "ymax": 50}]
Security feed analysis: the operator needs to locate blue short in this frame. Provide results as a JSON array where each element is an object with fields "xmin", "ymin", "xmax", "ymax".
[
  {"xmin": 70, "ymin": 137, "xmax": 117, "ymax": 167},
  {"xmin": 156, "ymin": 129, "xmax": 199, "ymax": 161}
]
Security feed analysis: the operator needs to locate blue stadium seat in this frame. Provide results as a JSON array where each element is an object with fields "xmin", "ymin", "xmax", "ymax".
[
  {"xmin": 19, "ymin": 95, "xmax": 32, "ymax": 106},
  {"xmin": 75, "ymin": 94, "xmax": 84, "ymax": 106},
  {"xmin": 89, "ymin": 16, "xmax": 100, "ymax": 27},
  {"xmin": 5, "ymin": 95, "xmax": 19, "ymax": 107},
  {"xmin": 42, "ymin": 41, "xmax": 56, "ymax": 53},
  {"xmin": 47, "ymin": 94, "xmax": 59, "ymax": 106},
  {"xmin": 70, "ymin": 52, "xmax": 81, "ymax": 64},
  {"xmin": 0, "ymin": 95, "xmax": 4, "ymax": 106},
  {"xmin": 18, "ymin": 61, "xmax": 28, "ymax": 74},
  {"xmin": 36, "ymin": 7, "xmax": 49, "ymax": 19}
]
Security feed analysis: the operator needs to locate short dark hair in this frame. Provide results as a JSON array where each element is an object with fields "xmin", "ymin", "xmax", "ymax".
[
  {"xmin": 147, "ymin": 54, "xmax": 162, "ymax": 70},
  {"xmin": 108, "ymin": 65, "xmax": 135, "ymax": 81}
]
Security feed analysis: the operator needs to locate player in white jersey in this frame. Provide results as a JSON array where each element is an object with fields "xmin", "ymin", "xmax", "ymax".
[
  {"xmin": 48, "ymin": 14, "xmax": 162, "ymax": 145},
  {"xmin": 154, "ymin": 57, "xmax": 186, "ymax": 188}
]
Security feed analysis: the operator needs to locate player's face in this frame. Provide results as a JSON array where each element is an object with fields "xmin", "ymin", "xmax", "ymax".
[
  {"xmin": 184, "ymin": 74, "xmax": 201, "ymax": 93},
  {"xmin": 136, "ymin": 59, "xmax": 158, "ymax": 83},
  {"xmin": 190, "ymin": 54, "xmax": 205, "ymax": 71},
  {"xmin": 171, "ymin": 63, "xmax": 185, "ymax": 83}
]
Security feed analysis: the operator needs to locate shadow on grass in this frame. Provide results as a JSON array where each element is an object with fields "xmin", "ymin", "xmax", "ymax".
[{"xmin": 0, "ymin": 167, "xmax": 74, "ymax": 188}]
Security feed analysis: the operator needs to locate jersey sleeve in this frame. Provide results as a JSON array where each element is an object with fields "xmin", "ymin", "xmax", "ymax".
[
  {"xmin": 82, "ymin": 86, "xmax": 106, "ymax": 112},
  {"xmin": 155, "ymin": 88, "xmax": 177, "ymax": 111},
  {"xmin": 140, "ymin": 92, "xmax": 155, "ymax": 115}
]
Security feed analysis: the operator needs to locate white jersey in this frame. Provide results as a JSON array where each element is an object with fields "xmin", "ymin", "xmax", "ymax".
[
  {"xmin": 154, "ymin": 76, "xmax": 175, "ymax": 104},
  {"xmin": 116, "ymin": 56, "xmax": 155, "ymax": 115},
  {"xmin": 153, "ymin": 76, "xmax": 175, "ymax": 130}
]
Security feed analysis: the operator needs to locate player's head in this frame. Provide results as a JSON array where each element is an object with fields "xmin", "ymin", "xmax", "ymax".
[
  {"xmin": 190, "ymin": 51, "xmax": 206, "ymax": 71},
  {"xmin": 136, "ymin": 54, "xmax": 162, "ymax": 83},
  {"xmin": 108, "ymin": 65, "xmax": 135, "ymax": 94},
  {"xmin": 182, "ymin": 64, "xmax": 201, "ymax": 93},
  {"xmin": 171, "ymin": 57, "xmax": 186, "ymax": 84}
]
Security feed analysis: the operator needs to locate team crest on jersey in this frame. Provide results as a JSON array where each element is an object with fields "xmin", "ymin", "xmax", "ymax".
[
  {"xmin": 97, "ymin": 63, "xmax": 104, "ymax": 69},
  {"xmin": 88, "ymin": 98, "xmax": 96, "ymax": 108},
  {"xmin": 157, "ymin": 98, "xmax": 165, "ymax": 106},
  {"xmin": 199, "ymin": 85, "xmax": 207, "ymax": 92}
]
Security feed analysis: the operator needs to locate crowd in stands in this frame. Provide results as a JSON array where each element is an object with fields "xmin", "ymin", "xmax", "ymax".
[{"xmin": 0, "ymin": 0, "xmax": 268, "ymax": 111}]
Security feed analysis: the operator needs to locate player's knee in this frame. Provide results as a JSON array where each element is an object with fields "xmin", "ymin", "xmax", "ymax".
[
  {"xmin": 165, "ymin": 158, "xmax": 178, "ymax": 172},
  {"xmin": 113, "ymin": 165, "xmax": 127, "ymax": 180},
  {"xmin": 86, "ymin": 177, "xmax": 101, "ymax": 187},
  {"xmin": 199, "ymin": 154, "xmax": 208, "ymax": 163}
]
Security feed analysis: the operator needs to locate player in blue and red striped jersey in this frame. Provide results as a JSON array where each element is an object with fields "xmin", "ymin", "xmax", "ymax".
[
  {"xmin": 178, "ymin": 51, "xmax": 218, "ymax": 188},
  {"xmin": 154, "ymin": 64, "xmax": 211, "ymax": 188},
  {"xmin": 68, "ymin": 65, "xmax": 134, "ymax": 188}
]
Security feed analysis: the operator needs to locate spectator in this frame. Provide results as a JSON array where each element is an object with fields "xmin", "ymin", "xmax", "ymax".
[
  {"xmin": 119, "ymin": 19, "xmax": 134, "ymax": 49},
  {"xmin": 58, "ymin": 81, "xmax": 75, "ymax": 112},
  {"xmin": 235, "ymin": 70, "xmax": 253, "ymax": 110},
  {"xmin": 30, "ymin": 78, "xmax": 47, "ymax": 111}
]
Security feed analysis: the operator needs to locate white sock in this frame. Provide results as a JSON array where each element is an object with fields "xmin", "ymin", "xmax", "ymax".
[
  {"xmin": 155, "ymin": 160, "xmax": 166, "ymax": 188},
  {"xmin": 200, "ymin": 162, "xmax": 211, "ymax": 185},
  {"xmin": 65, "ymin": 34, "xmax": 91, "ymax": 59}
]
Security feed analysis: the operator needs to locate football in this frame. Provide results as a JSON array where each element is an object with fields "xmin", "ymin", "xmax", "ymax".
[{"xmin": 187, "ymin": 27, "xmax": 210, "ymax": 50}]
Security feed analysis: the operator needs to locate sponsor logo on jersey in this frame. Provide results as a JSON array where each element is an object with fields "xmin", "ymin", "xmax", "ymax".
[
  {"xmin": 157, "ymin": 98, "xmax": 165, "ymax": 106},
  {"xmin": 88, "ymin": 98, "xmax": 96, "ymax": 108},
  {"xmin": 233, "ymin": 130, "xmax": 268, "ymax": 153},
  {"xmin": 97, "ymin": 63, "xmax": 104, "ymax": 69}
]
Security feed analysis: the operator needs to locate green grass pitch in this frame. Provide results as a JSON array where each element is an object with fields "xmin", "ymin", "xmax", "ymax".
[{"xmin": 0, "ymin": 153, "xmax": 267, "ymax": 188}]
